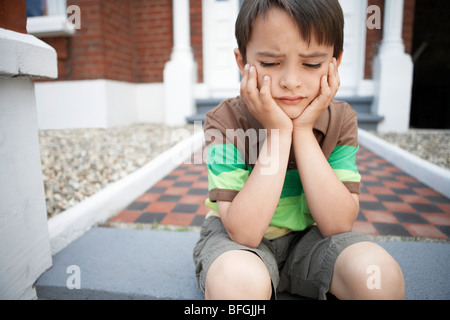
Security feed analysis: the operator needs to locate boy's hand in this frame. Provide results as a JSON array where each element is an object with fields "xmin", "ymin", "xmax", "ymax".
[
  {"xmin": 292, "ymin": 58, "xmax": 340, "ymax": 131},
  {"xmin": 241, "ymin": 64, "xmax": 293, "ymax": 134}
]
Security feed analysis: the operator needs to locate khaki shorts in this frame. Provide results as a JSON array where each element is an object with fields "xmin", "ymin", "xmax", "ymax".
[{"xmin": 193, "ymin": 217, "xmax": 369, "ymax": 300}]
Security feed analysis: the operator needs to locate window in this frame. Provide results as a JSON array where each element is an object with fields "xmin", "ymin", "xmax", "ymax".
[{"xmin": 26, "ymin": 0, "xmax": 76, "ymax": 37}]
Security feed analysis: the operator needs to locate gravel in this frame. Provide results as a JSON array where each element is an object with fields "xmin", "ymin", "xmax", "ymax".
[
  {"xmin": 39, "ymin": 123, "xmax": 194, "ymax": 218},
  {"xmin": 370, "ymin": 129, "xmax": 450, "ymax": 170},
  {"xmin": 39, "ymin": 125, "xmax": 449, "ymax": 219}
]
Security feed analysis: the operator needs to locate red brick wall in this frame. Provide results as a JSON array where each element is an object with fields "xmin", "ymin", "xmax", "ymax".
[
  {"xmin": 41, "ymin": 0, "xmax": 414, "ymax": 83},
  {"xmin": 41, "ymin": 0, "xmax": 203, "ymax": 83}
]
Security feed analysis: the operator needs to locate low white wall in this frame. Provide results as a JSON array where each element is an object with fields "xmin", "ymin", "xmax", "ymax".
[{"xmin": 35, "ymin": 80, "xmax": 166, "ymax": 129}]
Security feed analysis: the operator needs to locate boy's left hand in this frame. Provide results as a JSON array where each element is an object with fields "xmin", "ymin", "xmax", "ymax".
[{"xmin": 292, "ymin": 58, "xmax": 340, "ymax": 131}]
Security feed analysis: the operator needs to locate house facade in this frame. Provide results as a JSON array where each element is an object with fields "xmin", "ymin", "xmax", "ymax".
[{"xmin": 28, "ymin": 0, "xmax": 416, "ymax": 131}]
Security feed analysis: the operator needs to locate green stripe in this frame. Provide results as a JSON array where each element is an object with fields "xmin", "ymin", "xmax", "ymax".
[
  {"xmin": 207, "ymin": 144, "xmax": 247, "ymax": 175},
  {"xmin": 328, "ymin": 145, "xmax": 359, "ymax": 171},
  {"xmin": 333, "ymin": 169, "xmax": 361, "ymax": 182},
  {"xmin": 208, "ymin": 168, "xmax": 250, "ymax": 191},
  {"xmin": 270, "ymin": 194, "xmax": 314, "ymax": 231}
]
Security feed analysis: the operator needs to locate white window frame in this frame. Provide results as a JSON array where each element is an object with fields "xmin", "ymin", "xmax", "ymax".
[{"xmin": 27, "ymin": 0, "xmax": 76, "ymax": 38}]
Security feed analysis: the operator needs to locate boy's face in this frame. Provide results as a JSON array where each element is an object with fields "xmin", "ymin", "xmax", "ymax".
[{"xmin": 235, "ymin": 7, "xmax": 342, "ymax": 119}]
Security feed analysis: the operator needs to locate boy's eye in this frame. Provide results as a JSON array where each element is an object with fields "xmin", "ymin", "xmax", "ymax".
[
  {"xmin": 260, "ymin": 62, "xmax": 278, "ymax": 68},
  {"xmin": 303, "ymin": 63, "xmax": 322, "ymax": 70}
]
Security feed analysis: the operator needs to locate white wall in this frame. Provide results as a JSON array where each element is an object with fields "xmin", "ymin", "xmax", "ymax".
[{"xmin": 35, "ymin": 80, "xmax": 166, "ymax": 129}]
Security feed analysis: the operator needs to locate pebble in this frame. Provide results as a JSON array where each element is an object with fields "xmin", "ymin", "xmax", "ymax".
[
  {"xmin": 39, "ymin": 123, "xmax": 195, "ymax": 218},
  {"xmin": 371, "ymin": 129, "xmax": 450, "ymax": 170}
]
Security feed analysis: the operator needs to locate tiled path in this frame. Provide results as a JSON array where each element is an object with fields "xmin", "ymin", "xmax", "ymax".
[{"xmin": 109, "ymin": 146, "xmax": 450, "ymax": 240}]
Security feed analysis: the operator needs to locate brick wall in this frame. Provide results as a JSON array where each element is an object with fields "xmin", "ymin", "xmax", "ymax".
[
  {"xmin": 41, "ymin": 0, "xmax": 414, "ymax": 84},
  {"xmin": 41, "ymin": 0, "xmax": 203, "ymax": 83}
]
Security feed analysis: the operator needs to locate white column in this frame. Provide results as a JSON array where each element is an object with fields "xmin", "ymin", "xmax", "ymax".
[
  {"xmin": 0, "ymin": 28, "xmax": 57, "ymax": 299},
  {"xmin": 163, "ymin": 0, "xmax": 197, "ymax": 126},
  {"xmin": 372, "ymin": 0, "xmax": 413, "ymax": 132}
]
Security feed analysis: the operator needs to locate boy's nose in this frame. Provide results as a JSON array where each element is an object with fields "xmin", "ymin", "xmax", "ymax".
[{"xmin": 279, "ymin": 70, "xmax": 302, "ymax": 91}]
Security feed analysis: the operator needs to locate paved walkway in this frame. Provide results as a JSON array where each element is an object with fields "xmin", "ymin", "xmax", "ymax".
[{"xmin": 108, "ymin": 146, "xmax": 450, "ymax": 240}]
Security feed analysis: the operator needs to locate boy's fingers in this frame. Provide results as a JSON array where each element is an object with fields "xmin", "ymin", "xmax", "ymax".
[{"xmin": 259, "ymin": 75, "xmax": 272, "ymax": 104}]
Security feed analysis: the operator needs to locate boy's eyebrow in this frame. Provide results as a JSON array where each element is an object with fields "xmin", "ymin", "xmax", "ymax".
[{"xmin": 255, "ymin": 51, "xmax": 329, "ymax": 59}]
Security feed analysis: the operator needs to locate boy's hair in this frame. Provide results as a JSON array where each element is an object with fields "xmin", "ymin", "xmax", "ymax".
[{"xmin": 235, "ymin": 0, "xmax": 344, "ymax": 62}]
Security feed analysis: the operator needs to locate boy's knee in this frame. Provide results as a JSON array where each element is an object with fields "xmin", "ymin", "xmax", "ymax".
[
  {"xmin": 332, "ymin": 242, "xmax": 405, "ymax": 300},
  {"xmin": 205, "ymin": 250, "xmax": 272, "ymax": 300}
]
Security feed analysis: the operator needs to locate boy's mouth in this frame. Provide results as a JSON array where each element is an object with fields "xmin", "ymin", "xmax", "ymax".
[{"xmin": 277, "ymin": 96, "xmax": 305, "ymax": 105}]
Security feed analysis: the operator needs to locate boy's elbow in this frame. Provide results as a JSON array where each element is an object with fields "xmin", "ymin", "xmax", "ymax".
[{"xmin": 228, "ymin": 230, "xmax": 263, "ymax": 249}]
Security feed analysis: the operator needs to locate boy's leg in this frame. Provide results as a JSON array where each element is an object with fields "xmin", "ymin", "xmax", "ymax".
[
  {"xmin": 329, "ymin": 241, "xmax": 405, "ymax": 300},
  {"xmin": 205, "ymin": 250, "xmax": 272, "ymax": 300}
]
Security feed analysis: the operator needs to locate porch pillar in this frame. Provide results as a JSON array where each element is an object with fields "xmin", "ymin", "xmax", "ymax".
[
  {"xmin": 0, "ymin": 1, "xmax": 57, "ymax": 299},
  {"xmin": 372, "ymin": 0, "xmax": 414, "ymax": 132},
  {"xmin": 163, "ymin": 0, "xmax": 197, "ymax": 126}
]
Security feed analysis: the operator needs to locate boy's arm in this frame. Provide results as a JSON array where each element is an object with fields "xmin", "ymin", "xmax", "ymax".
[
  {"xmin": 217, "ymin": 65, "xmax": 292, "ymax": 248},
  {"xmin": 218, "ymin": 130, "xmax": 291, "ymax": 248},
  {"xmin": 293, "ymin": 59, "xmax": 359, "ymax": 237}
]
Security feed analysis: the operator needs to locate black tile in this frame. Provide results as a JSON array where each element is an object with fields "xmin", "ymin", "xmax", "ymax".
[
  {"xmin": 436, "ymin": 225, "xmax": 450, "ymax": 239},
  {"xmin": 187, "ymin": 188, "xmax": 208, "ymax": 196},
  {"xmin": 375, "ymin": 194, "xmax": 402, "ymax": 202},
  {"xmin": 410, "ymin": 203, "xmax": 445, "ymax": 214},
  {"xmin": 199, "ymin": 176, "xmax": 209, "ymax": 181},
  {"xmin": 147, "ymin": 187, "xmax": 167, "ymax": 193},
  {"xmin": 126, "ymin": 202, "xmax": 149, "ymax": 211},
  {"xmin": 162, "ymin": 175, "xmax": 178, "ymax": 180},
  {"xmin": 392, "ymin": 212, "xmax": 429, "ymax": 224},
  {"xmin": 135, "ymin": 212, "xmax": 166, "ymax": 224},
  {"xmin": 158, "ymin": 195, "xmax": 182, "ymax": 202},
  {"xmin": 425, "ymin": 195, "xmax": 450, "ymax": 204},
  {"xmin": 360, "ymin": 201, "xmax": 387, "ymax": 211},
  {"xmin": 173, "ymin": 181, "xmax": 194, "ymax": 187},
  {"xmin": 372, "ymin": 223, "xmax": 412, "ymax": 237},
  {"xmin": 361, "ymin": 181, "xmax": 384, "ymax": 187},
  {"xmin": 191, "ymin": 215, "xmax": 206, "ymax": 227},
  {"xmin": 392, "ymin": 188, "xmax": 417, "ymax": 195},
  {"xmin": 186, "ymin": 170, "xmax": 203, "ymax": 175},
  {"xmin": 356, "ymin": 210, "xmax": 367, "ymax": 221},
  {"xmin": 172, "ymin": 203, "xmax": 199, "ymax": 213}
]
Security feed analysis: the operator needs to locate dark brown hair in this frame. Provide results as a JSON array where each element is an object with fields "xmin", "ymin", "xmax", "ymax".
[{"xmin": 235, "ymin": 0, "xmax": 344, "ymax": 62}]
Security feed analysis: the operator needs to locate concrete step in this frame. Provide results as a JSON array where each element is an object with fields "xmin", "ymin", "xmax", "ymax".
[
  {"xmin": 35, "ymin": 227, "xmax": 450, "ymax": 300},
  {"xmin": 187, "ymin": 97, "xmax": 383, "ymax": 130}
]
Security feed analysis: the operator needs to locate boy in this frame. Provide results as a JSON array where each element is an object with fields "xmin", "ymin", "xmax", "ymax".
[{"xmin": 194, "ymin": 0, "xmax": 404, "ymax": 300}]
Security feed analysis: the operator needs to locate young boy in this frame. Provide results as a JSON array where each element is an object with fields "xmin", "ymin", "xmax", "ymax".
[{"xmin": 194, "ymin": 0, "xmax": 405, "ymax": 300}]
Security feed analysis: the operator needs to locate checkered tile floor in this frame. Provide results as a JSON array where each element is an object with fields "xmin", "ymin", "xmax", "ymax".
[{"xmin": 109, "ymin": 146, "xmax": 450, "ymax": 240}]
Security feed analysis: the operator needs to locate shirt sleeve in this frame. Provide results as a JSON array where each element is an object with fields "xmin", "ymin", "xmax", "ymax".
[{"xmin": 328, "ymin": 106, "xmax": 361, "ymax": 194}]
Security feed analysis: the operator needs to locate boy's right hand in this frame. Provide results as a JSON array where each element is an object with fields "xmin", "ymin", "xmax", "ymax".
[{"xmin": 240, "ymin": 64, "xmax": 293, "ymax": 134}]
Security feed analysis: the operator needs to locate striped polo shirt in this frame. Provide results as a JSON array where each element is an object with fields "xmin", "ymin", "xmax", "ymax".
[{"xmin": 203, "ymin": 96, "xmax": 361, "ymax": 239}]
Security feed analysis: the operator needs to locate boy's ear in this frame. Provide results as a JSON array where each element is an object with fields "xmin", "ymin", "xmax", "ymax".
[
  {"xmin": 234, "ymin": 48, "xmax": 245, "ymax": 73},
  {"xmin": 336, "ymin": 51, "xmax": 343, "ymax": 68}
]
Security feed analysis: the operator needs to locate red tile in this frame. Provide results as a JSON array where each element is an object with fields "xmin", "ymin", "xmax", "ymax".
[
  {"xmin": 109, "ymin": 210, "xmax": 142, "ymax": 223},
  {"xmin": 161, "ymin": 213, "xmax": 194, "ymax": 226},
  {"xmin": 352, "ymin": 221, "xmax": 379, "ymax": 235},
  {"xmin": 382, "ymin": 202, "xmax": 416, "ymax": 213},
  {"xmin": 403, "ymin": 223, "xmax": 447, "ymax": 239},
  {"xmin": 363, "ymin": 210, "xmax": 399, "ymax": 223},
  {"xmin": 382, "ymin": 181, "xmax": 409, "ymax": 189},
  {"xmin": 366, "ymin": 186, "xmax": 395, "ymax": 195},
  {"xmin": 191, "ymin": 181, "xmax": 209, "ymax": 189},
  {"xmin": 153, "ymin": 180, "xmax": 175, "ymax": 188},
  {"xmin": 179, "ymin": 195, "xmax": 207, "ymax": 205},
  {"xmin": 437, "ymin": 203, "xmax": 450, "ymax": 214},
  {"xmin": 164, "ymin": 187, "xmax": 190, "ymax": 195},
  {"xmin": 398, "ymin": 194, "xmax": 431, "ymax": 204},
  {"xmin": 361, "ymin": 174, "xmax": 379, "ymax": 182},
  {"xmin": 359, "ymin": 193, "xmax": 379, "ymax": 202},
  {"xmin": 413, "ymin": 188, "xmax": 442, "ymax": 196},
  {"xmin": 178, "ymin": 174, "xmax": 201, "ymax": 182},
  {"xmin": 196, "ymin": 205, "xmax": 210, "ymax": 215},
  {"xmin": 371, "ymin": 170, "xmax": 393, "ymax": 177},
  {"xmin": 136, "ymin": 193, "xmax": 160, "ymax": 202},
  {"xmin": 422, "ymin": 213, "xmax": 450, "ymax": 226},
  {"xmin": 144, "ymin": 202, "xmax": 176, "ymax": 213}
]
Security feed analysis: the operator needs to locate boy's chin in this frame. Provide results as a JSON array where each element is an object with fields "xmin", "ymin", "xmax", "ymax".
[{"xmin": 281, "ymin": 105, "xmax": 307, "ymax": 120}]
